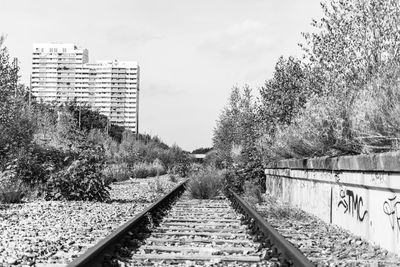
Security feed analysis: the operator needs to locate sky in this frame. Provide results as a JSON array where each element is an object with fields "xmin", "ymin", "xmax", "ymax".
[{"xmin": 1, "ymin": 0, "xmax": 323, "ymax": 151}]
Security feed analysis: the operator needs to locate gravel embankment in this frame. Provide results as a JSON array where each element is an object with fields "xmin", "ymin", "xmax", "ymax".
[
  {"xmin": 0, "ymin": 176, "xmax": 181, "ymax": 267},
  {"xmin": 247, "ymin": 194, "xmax": 400, "ymax": 266}
]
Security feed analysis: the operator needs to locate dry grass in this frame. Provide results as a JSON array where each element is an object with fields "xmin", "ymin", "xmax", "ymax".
[
  {"xmin": 103, "ymin": 163, "xmax": 131, "ymax": 182},
  {"xmin": 351, "ymin": 72, "xmax": 400, "ymax": 153},
  {"xmin": 259, "ymin": 66, "xmax": 400, "ymax": 161},
  {"xmin": 187, "ymin": 170, "xmax": 223, "ymax": 199},
  {"xmin": 131, "ymin": 159, "xmax": 166, "ymax": 178},
  {"xmin": 260, "ymin": 194, "xmax": 306, "ymax": 221}
]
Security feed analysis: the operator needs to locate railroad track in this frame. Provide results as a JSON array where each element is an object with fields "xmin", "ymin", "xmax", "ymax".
[{"xmin": 67, "ymin": 180, "xmax": 314, "ymax": 267}]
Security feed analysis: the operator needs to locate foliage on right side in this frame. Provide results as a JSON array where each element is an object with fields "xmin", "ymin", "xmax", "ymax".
[{"xmin": 213, "ymin": 0, "xmax": 400, "ymax": 193}]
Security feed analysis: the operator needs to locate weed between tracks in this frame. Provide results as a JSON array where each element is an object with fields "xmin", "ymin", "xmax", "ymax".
[{"xmin": 187, "ymin": 169, "xmax": 223, "ymax": 199}]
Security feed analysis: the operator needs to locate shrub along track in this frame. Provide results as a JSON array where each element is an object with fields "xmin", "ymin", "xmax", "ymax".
[{"xmin": 67, "ymin": 180, "xmax": 314, "ymax": 267}]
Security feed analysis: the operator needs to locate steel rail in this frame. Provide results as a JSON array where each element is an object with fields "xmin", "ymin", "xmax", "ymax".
[
  {"xmin": 67, "ymin": 179, "xmax": 188, "ymax": 267},
  {"xmin": 227, "ymin": 189, "xmax": 315, "ymax": 267}
]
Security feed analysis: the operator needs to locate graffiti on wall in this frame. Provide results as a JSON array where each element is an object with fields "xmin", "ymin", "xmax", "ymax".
[
  {"xmin": 383, "ymin": 196, "xmax": 400, "ymax": 232},
  {"xmin": 337, "ymin": 189, "xmax": 368, "ymax": 222}
]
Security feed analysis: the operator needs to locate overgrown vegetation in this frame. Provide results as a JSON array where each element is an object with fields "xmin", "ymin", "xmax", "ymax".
[
  {"xmin": 243, "ymin": 181, "xmax": 263, "ymax": 204},
  {"xmin": 44, "ymin": 144, "xmax": 110, "ymax": 201},
  {"xmin": 0, "ymin": 36, "xmax": 190, "ymax": 203},
  {"xmin": 187, "ymin": 168, "xmax": 223, "ymax": 199},
  {"xmin": 131, "ymin": 160, "xmax": 166, "ymax": 179},
  {"xmin": 214, "ymin": 0, "xmax": 400, "ymax": 193},
  {"xmin": 0, "ymin": 168, "xmax": 25, "ymax": 203}
]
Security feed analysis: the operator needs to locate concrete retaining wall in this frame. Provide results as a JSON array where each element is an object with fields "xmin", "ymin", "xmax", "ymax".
[{"xmin": 266, "ymin": 152, "xmax": 400, "ymax": 256}]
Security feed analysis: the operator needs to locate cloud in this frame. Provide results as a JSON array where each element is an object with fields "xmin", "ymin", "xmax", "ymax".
[
  {"xmin": 106, "ymin": 25, "xmax": 163, "ymax": 46},
  {"xmin": 144, "ymin": 82, "xmax": 184, "ymax": 97},
  {"xmin": 226, "ymin": 20, "xmax": 263, "ymax": 35},
  {"xmin": 197, "ymin": 20, "xmax": 274, "ymax": 61}
]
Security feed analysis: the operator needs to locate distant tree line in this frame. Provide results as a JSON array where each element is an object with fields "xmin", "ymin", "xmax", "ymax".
[{"xmin": 191, "ymin": 147, "xmax": 213, "ymax": 154}]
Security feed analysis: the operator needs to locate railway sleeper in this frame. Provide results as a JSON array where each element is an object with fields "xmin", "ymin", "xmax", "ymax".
[{"xmin": 69, "ymin": 180, "xmax": 313, "ymax": 267}]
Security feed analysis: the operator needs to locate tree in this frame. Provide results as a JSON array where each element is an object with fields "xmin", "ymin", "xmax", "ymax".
[
  {"xmin": 65, "ymin": 101, "xmax": 108, "ymax": 132},
  {"xmin": 0, "ymin": 36, "xmax": 34, "ymax": 169},
  {"xmin": 301, "ymin": 0, "xmax": 400, "ymax": 97},
  {"xmin": 256, "ymin": 56, "xmax": 322, "ymax": 162},
  {"xmin": 213, "ymin": 86, "xmax": 241, "ymax": 166},
  {"xmin": 213, "ymin": 85, "xmax": 265, "ymax": 191},
  {"xmin": 259, "ymin": 56, "xmax": 312, "ymax": 127},
  {"xmin": 32, "ymin": 102, "xmax": 58, "ymax": 143},
  {"xmin": 264, "ymin": 0, "xmax": 400, "ymax": 159},
  {"xmin": 109, "ymin": 124, "xmax": 125, "ymax": 142},
  {"xmin": 0, "ymin": 36, "xmax": 18, "ymax": 99},
  {"xmin": 298, "ymin": 0, "xmax": 400, "ymax": 154},
  {"xmin": 213, "ymin": 86, "xmax": 261, "ymax": 165}
]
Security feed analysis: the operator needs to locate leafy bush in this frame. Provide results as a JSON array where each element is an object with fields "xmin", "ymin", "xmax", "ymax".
[
  {"xmin": 243, "ymin": 180, "xmax": 263, "ymax": 204},
  {"xmin": 16, "ymin": 144, "xmax": 73, "ymax": 188},
  {"xmin": 0, "ymin": 168, "xmax": 25, "ymax": 203},
  {"xmin": 222, "ymin": 167, "xmax": 245, "ymax": 194},
  {"xmin": 66, "ymin": 102, "xmax": 108, "ymax": 132},
  {"xmin": 188, "ymin": 170, "xmax": 222, "ymax": 199},
  {"xmin": 170, "ymin": 163, "xmax": 190, "ymax": 177},
  {"xmin": 203, "ymin": 150, "xmax": 223, "ymax": 169},
  {"xmin": 131, "ymin": 160, "xmax": 166, "ymax": 179},
  {"xmin": 188, "ymin": 163, "xmax": 203, "ymax": 176},
  {"xmin": 45, "ymin": 145, "xmax": 110, "ymax": 201},
  {"xmin": 131, "ymin": 162, "xmax": 151, "ymax": 178},
  {"xmin": 164, "ymin": 144, "xmax": 191, "ymax": 170},
  {"xmin": 103, "ymin": 163, "xmax": 132, "ymax": 183},
  {"xmin": 0, "ymin": 103, "xmax": 35, "ymax": 170}
]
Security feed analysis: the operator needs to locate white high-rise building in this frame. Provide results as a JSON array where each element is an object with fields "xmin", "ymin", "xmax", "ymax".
[
  {"xmin": 31, "ymin": 43, "xmax": 139, "ymax": 133},
  {"xmin": 31, "ymin": 43, "xmax": 89, "ymax": 102},
  {"xmin": 85, "ymin": 60, "xmax": 139, "ymax": 132}
]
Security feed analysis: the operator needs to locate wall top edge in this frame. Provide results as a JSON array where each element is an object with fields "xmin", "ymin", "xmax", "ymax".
[{"xmin": 270, "ymin": 151, "xmax": 400, "ymax": 172}]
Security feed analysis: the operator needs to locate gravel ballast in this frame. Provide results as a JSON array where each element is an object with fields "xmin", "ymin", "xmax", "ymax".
[
  {"xmin": 0, "ymin": 176, "xmax": 180, "ymax": 267},
  {"xmin": 247, "ymin": 193, "xmax": 400, "ymax": 266}
]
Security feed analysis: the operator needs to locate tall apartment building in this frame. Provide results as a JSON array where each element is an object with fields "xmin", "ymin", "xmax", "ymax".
[
  {"xmin": 85, "ymin": 60, "xmax": 139, "ymax": 131},
  {"xmin": 31, "ymin": 43, "xmax": 139, "ymax": 133},
  {"xmin": 31, "ymin": 43, "xmax": 89, "ymax": 102}
]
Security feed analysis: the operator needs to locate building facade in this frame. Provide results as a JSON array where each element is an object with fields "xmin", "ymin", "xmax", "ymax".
[
  {"xmin": 31, "ymin": 43, "xmax": 139, "ymax": 133},
  {"xmin": 85, "ymin": 60, "xmax": 139, "ymax": 132},
  {"xmin": 31, "ymin": 43, "xmax": 89, "ymax": 103}
]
